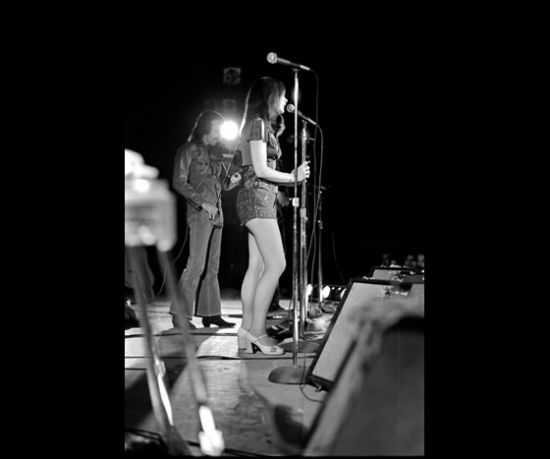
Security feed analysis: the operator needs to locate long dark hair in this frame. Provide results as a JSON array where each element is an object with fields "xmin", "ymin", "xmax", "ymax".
[
  {"xmin": 240, "ymin": 77, "xmax": 286, "ymax": 134},
  {"xmin": 188, "ymin": 110, "xmax": 224, "ymax": 143}
]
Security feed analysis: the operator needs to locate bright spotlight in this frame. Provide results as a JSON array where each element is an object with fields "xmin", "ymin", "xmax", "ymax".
[
  {"xmin": 322, "ymin": 285, "xmax": 331, "ymax": 300},
  {"xmin": 221, "ymin": 120, "xmax": 239, "ymax": 140},
  {"xmin": 306, "ymin": 284, "xmax": 313, "ymax": 297}
]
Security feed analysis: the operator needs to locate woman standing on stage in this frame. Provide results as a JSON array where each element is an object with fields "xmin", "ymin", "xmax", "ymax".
[{"xmin": 236, "ymin": 77, "xmax": 309, "ymax": 355}]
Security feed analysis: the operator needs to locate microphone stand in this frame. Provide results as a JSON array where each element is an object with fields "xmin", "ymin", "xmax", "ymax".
[
  {"xmin": 127, "ymin": 246, "xmax": 191, "ymax": 456},
  {"xmin": 279, "ymin": 121, "xmax": 320, "ymax": 349},
  {"xmin": 157, "ymin": 248, "xmax": 225, "ymax": 456},
  {"xmin": 269, "ymin": 69, "xmax": 318, "ymax": 386},
  {"xmin": 125, "ymin": 179, "xmax": 224, "ymax": 456},
  {"xmin": 127, "ymin": 242, "xmax": 225, "ymax": 456}
]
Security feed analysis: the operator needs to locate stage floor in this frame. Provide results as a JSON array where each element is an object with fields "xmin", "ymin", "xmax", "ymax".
[{"xmin": 125, "ymin": 289, "xmax": 331, "ymax": 456}]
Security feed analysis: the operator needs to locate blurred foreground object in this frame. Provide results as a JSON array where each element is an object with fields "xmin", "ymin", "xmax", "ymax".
[{"xmin": 125, "ymin": 149, "xmax": 159, "ymax": 180}]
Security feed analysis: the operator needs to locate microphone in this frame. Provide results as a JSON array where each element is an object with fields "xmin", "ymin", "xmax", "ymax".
[
  {"xmin": 286, "ymin": 104, "xmax": 317, "ymax": 126},
  {"xmin": 266, "ymin": 52, "xmax": 313, "ymax": 72}
]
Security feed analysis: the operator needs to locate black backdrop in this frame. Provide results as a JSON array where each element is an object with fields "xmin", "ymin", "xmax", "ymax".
[
  {"xmin": 9, "ymin": 4, "xmax": 506, "ymax": 455},
  {"xmin": 120, "ymin": 3, "xmax": 426, "ymax": 293}
]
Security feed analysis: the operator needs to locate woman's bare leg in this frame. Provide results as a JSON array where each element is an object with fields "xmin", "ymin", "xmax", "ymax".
[
  {"xmin": 245, "ymin": 218, "xmax": 286, "ymax": 337},
  {"xmin": 240, "ymin": 231, "xmax": 264, "ymax": 331}
]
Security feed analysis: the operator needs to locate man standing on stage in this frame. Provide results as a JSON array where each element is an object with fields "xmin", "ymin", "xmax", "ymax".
[{"xmin": 170, "ymin": 111, "xmax": 241, "ymax": 329}]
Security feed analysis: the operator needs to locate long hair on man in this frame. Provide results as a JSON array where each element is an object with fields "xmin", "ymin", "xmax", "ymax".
[{"xmin": 188, "ymin": 110, "xmax": 224, "ymax": 143}]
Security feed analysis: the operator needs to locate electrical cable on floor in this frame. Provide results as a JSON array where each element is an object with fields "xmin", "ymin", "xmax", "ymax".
[
  {"xmin": 295, "ymin": 341, "xmax": 324, "ymax": 403},
  {"xmin": 125, "ymin": 332, "xmax": 241, "ymax": 338},
  {"xmin": 183, "ymin": 439, "xmax": 273, "ymax": 457},
  {"xmin": 125, "ymin": 355, "xmax": 304, "ymax": 365},
  {"xmin": 197, "ymin": 355, "xmax": 302, "ymax": 361},
  {"xmin": 298, "ymin": 372, "xmax": 325, "ymax": 404},
  {"xmin": 125, "ymin": 428, "xmax": 272, "ymax": 457}
]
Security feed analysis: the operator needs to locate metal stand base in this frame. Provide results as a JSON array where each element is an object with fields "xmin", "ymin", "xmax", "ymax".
[{"xmin": 268, "ymin": 365, "xmax": 308, "ymax": 384}]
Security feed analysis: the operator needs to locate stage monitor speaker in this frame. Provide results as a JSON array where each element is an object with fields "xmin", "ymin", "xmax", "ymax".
[
  {"xmin": 307, "ymin": 278, "xmax": 416, "ymax": 391},
  {"xmin": 410, "ymin": 281, "xmax": 425, "ymax": 300},
  {"xmin": 304, "ymin": 314, "xmax": 424, "ymax": 455},
  {"xmin": 369, "ymin": 266, "xmax": 415, "ymax": 280},
  {"xmin": 403, "ymin": 273, "xmax": 425, "ymax": 283}
]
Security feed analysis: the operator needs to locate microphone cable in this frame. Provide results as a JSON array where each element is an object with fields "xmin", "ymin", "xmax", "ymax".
[
  {"xmin": 125, "ymin": 428, "xmax": 272, "ymax": 457},
  {"xmin": 306, "ymin": 72, "xmax": 324, "ymax": 270},
  {"xmin": 154, "ymin": 213, "xmax": 189, "ymax": 297}
]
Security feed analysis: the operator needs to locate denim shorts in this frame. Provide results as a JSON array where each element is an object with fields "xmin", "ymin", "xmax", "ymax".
[{"xmin": 236, "ymin": 185, "xmax": 277, "ymax": 225}]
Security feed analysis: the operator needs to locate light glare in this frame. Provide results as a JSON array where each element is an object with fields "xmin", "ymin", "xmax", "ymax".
[
  {"xmin": 134, "ymin": 179, "xmax": 151, "ymax": 193},
  {"xmin": 221, "ymin": 121, "xmax": 239, "ymax": 140}
]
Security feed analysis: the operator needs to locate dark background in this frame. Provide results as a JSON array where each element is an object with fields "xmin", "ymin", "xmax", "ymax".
[
  {"xmin": 120, "ymin": 3, "xmax": 425, "ymax": 294},
  {"xmin": 8, "ymin": 4, "xmax": 521, "ymax": 455}
]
